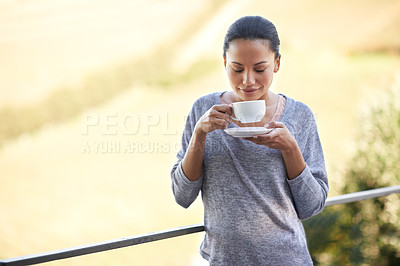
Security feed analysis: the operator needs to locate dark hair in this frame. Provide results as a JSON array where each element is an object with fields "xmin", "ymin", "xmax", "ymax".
[{"xmin": 223, "ymin": 16, "xmax": 280, "ymax": 59}]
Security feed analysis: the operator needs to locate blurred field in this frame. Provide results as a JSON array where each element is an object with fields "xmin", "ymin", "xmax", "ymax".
[
  {"xmin": 1, "ymin": 0, "xmax": 400, "ymax": 265},
  {"xmin": 0, "ymin": 0, "xmax": 206, "ymax": 107}
]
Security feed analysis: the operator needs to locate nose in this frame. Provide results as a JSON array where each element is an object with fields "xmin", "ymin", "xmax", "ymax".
[{"xmin": 242, "ymin": 70, "xmax": 255, "ymax": 86}]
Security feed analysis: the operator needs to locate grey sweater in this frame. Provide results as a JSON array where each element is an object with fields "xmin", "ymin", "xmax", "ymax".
[{"xmin": 171, "ymin": 92, "xmax": 329, "ymax": 265}]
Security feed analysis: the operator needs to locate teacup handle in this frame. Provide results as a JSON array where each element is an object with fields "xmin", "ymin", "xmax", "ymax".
[{"xmin": 228, "ymin": 105, "xmax": 240, "ymax": 121}]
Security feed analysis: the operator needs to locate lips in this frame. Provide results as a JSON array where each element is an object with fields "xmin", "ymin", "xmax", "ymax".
[{"xmin": 240, "ymin": 88, "xmax": 259, "ymax": 95}]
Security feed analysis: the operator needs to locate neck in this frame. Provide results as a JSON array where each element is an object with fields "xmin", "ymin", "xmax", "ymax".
[{"xmin": 258, "ymin": 90, "xmax": 277, "ymax": 108}]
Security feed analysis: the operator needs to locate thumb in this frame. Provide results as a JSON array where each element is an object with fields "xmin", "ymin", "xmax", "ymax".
[{"xmin": 265, "ymin": 121, "xmax": 284, "ymax": 128}]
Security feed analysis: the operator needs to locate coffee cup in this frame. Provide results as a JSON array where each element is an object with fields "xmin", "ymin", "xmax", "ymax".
[{"xmin": 230, "ymin": 100, "xmax": 266, "ymax": 123}]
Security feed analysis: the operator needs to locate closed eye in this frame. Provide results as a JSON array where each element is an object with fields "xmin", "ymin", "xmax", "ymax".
[
  {"xmin": 234, "ymin": 69, "xmax": 243, "ymax": 73},
  {"xmin": 256, "ymin": 68, "xmax": 267, "ymax": 73}
]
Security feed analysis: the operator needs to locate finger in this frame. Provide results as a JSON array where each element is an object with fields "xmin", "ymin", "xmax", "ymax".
[
  {"xmin": 252, "ymin": 133, "xmax": 272, "ymax": 139},
  {"xmin": 214, "ymin": 124, "xmax": 229, "ymax": 130},
  {"xmin": 262, "ymin": 128, "xmax": 279, "ymax": 140},
  {"xmin": 242, "ymin": 137, "xmax": 266, "ymax": 146},
  {"xmin": 265, "ymin": 121, "xmax": 285, "ymax": 129},
  {"xmin": 251, "ymin": 133, "xmax": 274, "ymax": 145},
  {"xmin": 212, "ymin": 118, "xmax": 230, "ymax": 127},
  {"xmin": 210, "ymin": 109, "xmax": 233, "ymax": 123},
  {"xmin": 244, "ymin": 133, "xmax": 271, "ymax": 140},
  {"xmin": 213, "ymin": 104, "xmax": 233, "ymax": 115}
]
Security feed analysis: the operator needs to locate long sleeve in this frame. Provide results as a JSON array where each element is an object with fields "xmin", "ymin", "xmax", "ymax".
[
  {"xmin": 171, "ymin": 160, "xmax": 203, "ymax": 208},
  {"xmin": 286, "ymin": 105, "xmax": 329, "ymax": 220},
  {"xmin": 170, "ymin": 99, "xmax": 204, "ymax": 208}
]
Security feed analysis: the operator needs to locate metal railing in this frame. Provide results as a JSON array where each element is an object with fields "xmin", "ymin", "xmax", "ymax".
[{"xmin": 1, "ymin": 185, "xmax": 400, "ymax": 266}]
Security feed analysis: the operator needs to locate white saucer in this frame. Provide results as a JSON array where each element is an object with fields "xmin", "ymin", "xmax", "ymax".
[{"xmin": 224, "ymin": 127, "xmax": 272, "ymax": 138}]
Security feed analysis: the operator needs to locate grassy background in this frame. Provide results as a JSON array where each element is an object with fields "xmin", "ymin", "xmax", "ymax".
[{"xmin": 1, "ymin": 0, "xmax": 400, "ymax": 265}]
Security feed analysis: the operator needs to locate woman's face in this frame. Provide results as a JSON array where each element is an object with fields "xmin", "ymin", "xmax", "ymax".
[{"xmin": 224, "ymin": 39, "xmax": 280, "ymax": 101}]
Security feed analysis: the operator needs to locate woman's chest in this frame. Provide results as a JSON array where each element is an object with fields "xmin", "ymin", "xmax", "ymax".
[{"xmin": 202, "ymin": 130, "xmax": 287, "ymax": 184}]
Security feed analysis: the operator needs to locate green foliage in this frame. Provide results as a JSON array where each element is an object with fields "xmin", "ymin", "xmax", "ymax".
[
  {"xmin": 305, "ymin": 79, "xmax": 400, "ymax": 265},
  {"xmin": 340, "ymin": 79, "xmax": 400, "ymax": 265}
]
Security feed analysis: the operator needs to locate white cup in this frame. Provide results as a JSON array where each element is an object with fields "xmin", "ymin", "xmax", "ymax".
[{"xmin": 230, "ymin": 100, "xmax": 266, "ymax": 123}]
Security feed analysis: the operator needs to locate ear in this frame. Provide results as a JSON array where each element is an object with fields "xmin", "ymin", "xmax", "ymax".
[
  {"xmin": 274, "ymin": 54, "xmax": 281, "ymax": 73},
  {"xmin": 223, "ymin": 55, "xmax": 227, "ymax": 68}
]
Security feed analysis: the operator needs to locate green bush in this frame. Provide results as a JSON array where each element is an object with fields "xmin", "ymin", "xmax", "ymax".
[{"xmin": 305, "ymin": 78, "xmax": 400, "ymax": 265}]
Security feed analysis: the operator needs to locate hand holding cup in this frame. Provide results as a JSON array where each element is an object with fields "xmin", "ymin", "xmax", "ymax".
[{"xmin": 194, "ymin": 104, "xmax": 233, "ymax": 135}]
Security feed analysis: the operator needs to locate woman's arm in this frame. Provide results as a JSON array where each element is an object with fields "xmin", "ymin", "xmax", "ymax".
[
  {"xmin": 281, "ymin": 140, "xmax": 306, "ymax": 179},
  {"xmin": 249, "ymin": 121, "xmax": 306, "ymax": 179},
  {"xmin": 181, "ymin": 104, "xmax": 233, "ymax": 180},
  {"xmin": 245, "ymin": 120, "xmax": 329, "ymax": 220},
  {"xmin": 181, "ymin": 130, "xmax": 207, "ymax": 181},
  {"xmin": 171, "ymin": 104, "xmax": 233, "ymax": 208}
]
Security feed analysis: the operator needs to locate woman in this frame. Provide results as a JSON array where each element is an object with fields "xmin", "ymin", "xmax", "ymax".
[{"xmin": 171, "ymin": 16, "xmax": 328, "ymax": 265}]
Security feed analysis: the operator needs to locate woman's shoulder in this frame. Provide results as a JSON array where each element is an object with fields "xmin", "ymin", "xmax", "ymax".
[
  {"xmin": 283, "ymin": 95, "xmax": 315, "ymax": 121},
  {"xmin": 281, "ymin": 95, "xmax": 318, "ymax": 135},
  {"xmin": 191, "ymin": 91, "xmax": 224, "ymax": 111},
  {"xmin": 194, "ymin": 91, "xmax": 223, "ymax": 104}
]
